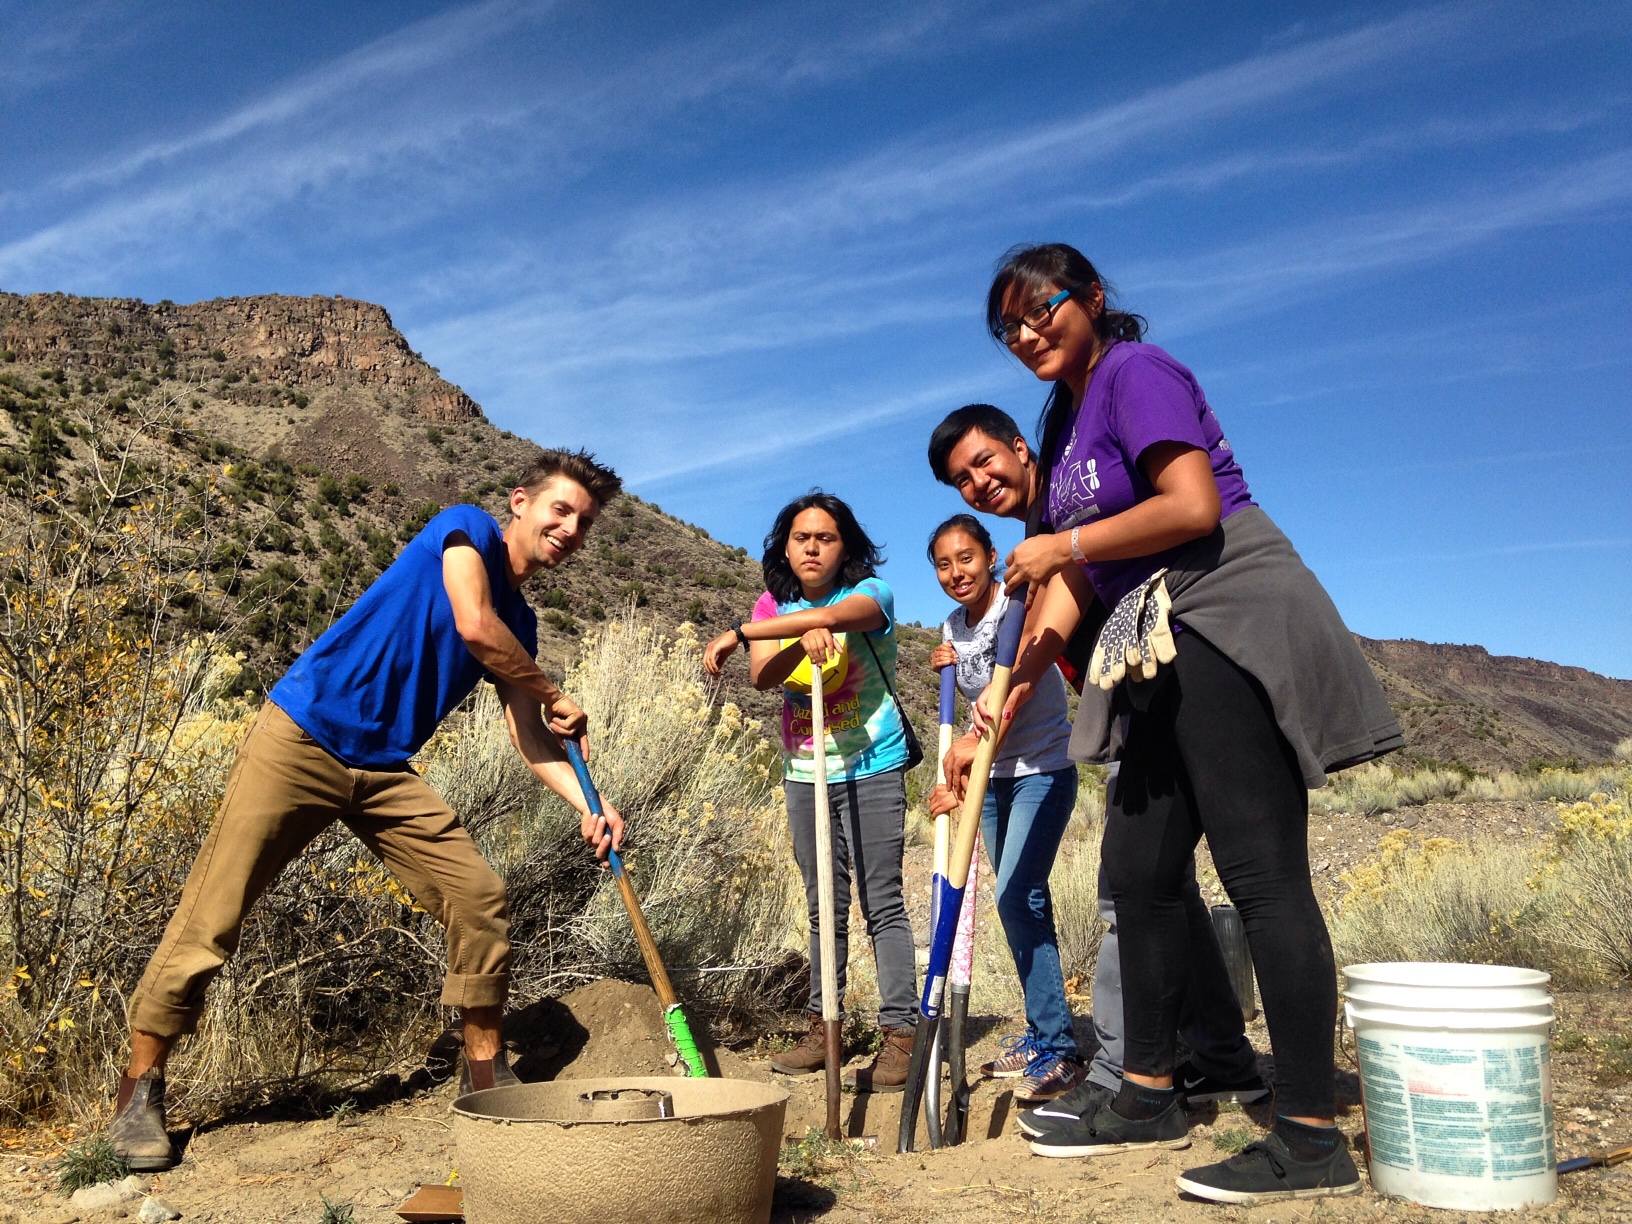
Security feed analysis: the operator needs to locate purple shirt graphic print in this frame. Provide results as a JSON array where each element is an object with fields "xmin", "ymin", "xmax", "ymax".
[{"xmin": 1044, "ymin": 341, "xmax": 1255, "ymax": 609}]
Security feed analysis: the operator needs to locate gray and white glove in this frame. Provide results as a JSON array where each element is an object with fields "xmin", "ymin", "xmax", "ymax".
[{"xmin": 1087, "ymin": 568, "xmax": 1178, "ymax": 690}]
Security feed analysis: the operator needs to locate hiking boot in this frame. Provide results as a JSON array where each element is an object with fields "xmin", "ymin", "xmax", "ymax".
[
  {"xmin": 1175, "ymin": 1059, "xmax": 1269, "ymax": 1106},
  {"xmin": 1175, "ymin": 1133, "xmax": 1362, "ymax": 1204},
  {"xmin": 770, "ymin": 1015, "xmax": 830, "ymax": 1076},
  {"xmin": 1028, "ymin": 1093, "xmax": 1191, "ymax": 1158},
  {"xmin": 844, "ymin": 1025, "xmax": 915, "ymax": 1094},
  {"xmin": 107, "ymin": 1069, "xmax": 177, "ymax": 1172},
  {"xmin": 1016, "ymin": 1054, "xmax": 1086, "ymax": 1104},
  {"xmin": 458, "ymin": 1049, "xmax": 523, "ymax": 1095},
  {"xmin": 1018, "ymin": 1078, "xmax": 1113, "ymax": 1138},
  {"xmin": 979, "ymin": 1033, "xmax": 1041, "ymax": 1079}
]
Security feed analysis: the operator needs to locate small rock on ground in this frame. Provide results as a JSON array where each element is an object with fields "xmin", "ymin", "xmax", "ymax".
[
  {"xmin": 138, "ymin": 1197, "xmax": 180, "ymax": 1223},
  {"xmin": 70, "ymin": 1181, "xmax": 126, "ymax": 1212}
]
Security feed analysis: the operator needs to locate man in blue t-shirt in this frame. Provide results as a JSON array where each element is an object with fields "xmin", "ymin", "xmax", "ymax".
[{"xmin": 109, "ymin": 449, "xmax": 627, "ymax": 1172}]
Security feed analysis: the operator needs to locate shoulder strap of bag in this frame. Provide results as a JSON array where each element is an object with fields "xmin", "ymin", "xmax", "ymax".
[{"xmin": 858, "ymin": 630, "xmax": 911, "ymax": 725}]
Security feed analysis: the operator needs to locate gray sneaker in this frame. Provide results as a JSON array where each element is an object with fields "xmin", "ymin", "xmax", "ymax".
[
  {"xmin": 1028, "ymin": 1094, "xmax": 1191, "ymax": 1158},
  {"xmin": 1175, "ymin": 1133, "xmax": 1362, "ymax": 1203},
  {"xmin": 1018, "ymin": 1079, "xmax": 1113, "ymax": 1137},
  {"xmin": 107, "ymin": 1069, "xmax": 177, "ymax": 1172}
]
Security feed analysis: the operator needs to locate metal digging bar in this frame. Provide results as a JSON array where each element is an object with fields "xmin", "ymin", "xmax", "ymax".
[
  {"xmin": 897, "ymin": 589, "xmax": 1027, "ymax": 1153},
  {"xmin": 565, "ymin": 740, "xmax": 707, "ymax": 1078}
]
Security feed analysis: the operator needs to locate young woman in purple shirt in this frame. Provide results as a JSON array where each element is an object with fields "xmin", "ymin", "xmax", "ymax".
[{"xmin": 960, "ymin": 243, "xmax": 1400, "ymax": 1204}]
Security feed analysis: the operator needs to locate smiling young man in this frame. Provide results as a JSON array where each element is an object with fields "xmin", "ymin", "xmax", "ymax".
[{"xmin": 109, "ymin": 449, "xmax": 626, "ymax": 1172}]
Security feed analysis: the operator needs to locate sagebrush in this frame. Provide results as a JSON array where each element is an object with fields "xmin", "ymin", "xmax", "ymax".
[{"xmin": 1330, "ymin": 784, "xmax": 1632, "ymax": 989}]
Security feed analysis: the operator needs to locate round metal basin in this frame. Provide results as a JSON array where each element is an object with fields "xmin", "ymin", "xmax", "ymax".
[{"xmin": 452, "ymin": 1077, "xmax": 789, "ymax": 1224}]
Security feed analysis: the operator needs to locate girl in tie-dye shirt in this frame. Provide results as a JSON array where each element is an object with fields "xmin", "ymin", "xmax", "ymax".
[{"xmin": 702, "ymin": 492, "xmax": 919, "ymax": 1091}]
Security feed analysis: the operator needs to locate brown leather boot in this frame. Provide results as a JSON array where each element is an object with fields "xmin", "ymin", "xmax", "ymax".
[
  {"xmin": 844, "ymin": 1025, "xmax": 915, "ymax": 1094},
  {"xmin": 107, "ymin": 1069, "xmax": 177, "ymax": 1172},
  {"xmin": 769, "ymin": 1015, "xmax": 829, "ymax": 1076}
]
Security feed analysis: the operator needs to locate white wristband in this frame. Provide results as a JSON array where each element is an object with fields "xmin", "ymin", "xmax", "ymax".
[{"xmin": 1070, "ymin": 526, "xmax": 1085, "ymax": 563}]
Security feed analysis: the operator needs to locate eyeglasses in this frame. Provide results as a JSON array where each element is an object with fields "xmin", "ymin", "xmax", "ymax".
[{"xmin": 992, "ymin": 285, "xmax": 1080, "ymax": 345}]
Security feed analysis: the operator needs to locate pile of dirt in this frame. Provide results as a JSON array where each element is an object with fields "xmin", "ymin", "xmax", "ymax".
[{"xmin": 508, "ymin": 979, "xmax": 676, "ymax": 1082}]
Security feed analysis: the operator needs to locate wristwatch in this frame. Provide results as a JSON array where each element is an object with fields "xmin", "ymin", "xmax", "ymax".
[{"xmin": 731, "ymin": 620, "xmax": 749, "ymax": 649}]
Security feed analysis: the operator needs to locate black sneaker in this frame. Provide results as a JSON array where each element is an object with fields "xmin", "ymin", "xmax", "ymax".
[
  {"xmin": 1175, "ymin": 1133, "xmax": 1362, "ymax": 1204},
  {"xmin": 1175, "ymin": 1059, "xmax": 1269, "ymax": 1105},
  {"xmin": 1017, "ymin": 1079, "xmax": 1113, "ymax": 1137},
  {"xmin": 1028, "ymin": 1095, "xmax": 1190, "ymax": 1158}
]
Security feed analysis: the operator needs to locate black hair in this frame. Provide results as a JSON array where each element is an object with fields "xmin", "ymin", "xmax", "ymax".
[
  {"xmin": 925, "ymin": 513, "xmax": 994, "ymax": 562},
  {"xmin": 926, "ymin": 403, "xmax": 1025, "ymax": 486},
  {"xmin": 761, "ymin": 490, "xmax": 884, "ymax": 603},
  {"xmin": 986, "ymin": 243, "xmax": 1147, "ymax": 480}
]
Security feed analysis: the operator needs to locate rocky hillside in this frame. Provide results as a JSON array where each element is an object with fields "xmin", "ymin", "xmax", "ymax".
[
  {"xmin": 0, "ymin": 289, "xmax": 940, "ymax": 738},
  {"xmin": 1357, "ymin": 637, "xmax": 1632, "ymax": 774},
  {"xmin": 2, "ymin": 288, "xmax": 1624, "ymax": 774}
]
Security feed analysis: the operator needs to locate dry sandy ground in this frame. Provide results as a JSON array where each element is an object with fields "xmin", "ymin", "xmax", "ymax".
[
  {"xmin": 4, "ymin": 981, "xmax": 1628, "ymax": 1223},
  {"xmin": 4, "ymin": 800, "xmax": 1629, "ymax": 1223}
]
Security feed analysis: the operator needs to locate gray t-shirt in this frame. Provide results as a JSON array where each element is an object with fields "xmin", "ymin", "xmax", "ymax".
[{"xmin": 941, "ymin": 588, "xmax": 1074, "ymax": 779}]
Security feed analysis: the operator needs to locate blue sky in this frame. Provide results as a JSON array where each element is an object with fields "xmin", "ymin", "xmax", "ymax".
[{"xmin": 3, "ymin": 1, "xmax": 1629, "ymax": 676}]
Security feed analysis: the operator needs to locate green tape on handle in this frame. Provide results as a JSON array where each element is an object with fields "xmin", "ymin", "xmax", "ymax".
[{"xmin": 665, "ymin": 1004, "xmax": 707, "ymax": 1078}]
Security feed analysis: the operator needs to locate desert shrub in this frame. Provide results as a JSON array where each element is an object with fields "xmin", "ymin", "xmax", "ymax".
[
  {"xmin": 1393, "ymin": 768, "xmax": 1466, "ymax": 806},
  {"xmin": 1529, "ymin": 793, "xmax": 1632, "ymax": 979},
  {"xmin": 1331, "ymin": 782, "xmax": 1632, "ymax": 988},
  {"xmin": 1052, "ymin": 831, "xmax": 1103, "ymax": 987},
  {"xmin": 1313, "ymin": 760, "xmax": 1622, "ymax": 813},
  {"xmin": 421, "ymin": 616, "xmax": 803, "ymax": 1023},
  {"xmin": 1329, "ymin": 831, "xmax": 1539, "ymax": 972}
]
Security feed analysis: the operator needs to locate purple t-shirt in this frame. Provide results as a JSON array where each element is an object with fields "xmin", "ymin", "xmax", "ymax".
[{"xmin": 1043, "ymin": 342, "xmax": 1254, "ymax": 608}]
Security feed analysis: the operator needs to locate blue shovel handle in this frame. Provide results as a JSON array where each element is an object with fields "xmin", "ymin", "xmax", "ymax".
[
  {"xmin": 938, "ymin": 663, "xmax": 956, "ymax": 727},
  {"xmin": 564, "ymin": 739, "xmax": 623, "ymax": 876}
]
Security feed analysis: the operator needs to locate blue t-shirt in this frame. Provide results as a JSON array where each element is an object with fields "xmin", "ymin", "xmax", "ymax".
[{"xmin": 270, "ymin": 505, "xmax": 539, "ymax": 767}]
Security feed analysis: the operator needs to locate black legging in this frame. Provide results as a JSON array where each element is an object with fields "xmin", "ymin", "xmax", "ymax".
[{"xmin": 1103, "ymin": 630, "xmax": 1336, "ymax": 1118}]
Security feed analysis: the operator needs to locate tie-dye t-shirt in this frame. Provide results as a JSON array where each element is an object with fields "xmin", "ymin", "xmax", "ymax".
[{"xmin": 751, "ymin": 576, "xmax": 910, "ymax": 783}]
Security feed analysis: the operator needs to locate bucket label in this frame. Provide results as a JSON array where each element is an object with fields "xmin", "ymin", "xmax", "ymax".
[{"xmin": 1357, "ymin": 1037, "xmax": 1553, "ymax": 1181}]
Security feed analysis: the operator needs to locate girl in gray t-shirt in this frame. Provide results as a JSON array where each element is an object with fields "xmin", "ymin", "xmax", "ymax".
[{"xmin": 926, "ymin": 514, "xmax": 1082, "ymax": 1102}]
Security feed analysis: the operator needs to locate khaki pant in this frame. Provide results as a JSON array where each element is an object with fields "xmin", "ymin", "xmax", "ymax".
[{"xmin": 129, "ymin": 702, "xmax": 510, "ymax": 1038}]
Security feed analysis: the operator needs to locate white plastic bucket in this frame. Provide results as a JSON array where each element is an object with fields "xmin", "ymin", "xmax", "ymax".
[{"xmin": 1344, "ymin": 963, "xmax": 1556, "ymax": 1211}]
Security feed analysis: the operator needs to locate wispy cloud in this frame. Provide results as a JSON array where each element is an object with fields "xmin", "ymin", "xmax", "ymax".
[
  {"xmin": 0, "ymin": 0, "xmax": 1005, "ymax": 287},
  {"xmin": 1140, "ymin": 150, "xmax": 1632, "ymax": 337}
]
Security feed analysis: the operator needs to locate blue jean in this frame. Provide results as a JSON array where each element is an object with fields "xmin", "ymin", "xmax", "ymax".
[{"xmin": 980, "ymin": 767, "xmax": 1079, "ymax": 1061}]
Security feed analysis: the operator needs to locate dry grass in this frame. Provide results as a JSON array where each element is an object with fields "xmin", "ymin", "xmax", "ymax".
[
  {"xmin": 969, "ymin": 778, "xmax": 1103, "ymax": 1019},
  {"xmin": 1311, "ymin": 759, "xmax": 1624, "ymax": 815},
  {"xmin": 1330, "ymin": 785, "xmax": 1632, "ymax": 990}
]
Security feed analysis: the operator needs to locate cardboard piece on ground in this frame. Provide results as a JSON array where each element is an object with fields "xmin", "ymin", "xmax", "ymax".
[{"xmin": 396, "ymin": 1183, "xmax": 464, "ymax": 1222}]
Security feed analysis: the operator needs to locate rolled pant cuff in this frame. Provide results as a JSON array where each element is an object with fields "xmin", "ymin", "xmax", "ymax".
[
  {"xmin": 440, "ymin": 972, "xmax": 509, "ymax": 1010},
  {"xmin": 127, "ymin": 997, "xmax": 203, "ymax": 1040}
]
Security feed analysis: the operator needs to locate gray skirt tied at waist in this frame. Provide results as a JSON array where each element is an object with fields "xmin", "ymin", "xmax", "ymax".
[{"xmin": 1069, "ymin": 505, "xmax": 1403, "ymax": 789}]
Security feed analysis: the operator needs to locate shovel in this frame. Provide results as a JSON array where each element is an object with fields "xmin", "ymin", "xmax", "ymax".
[{"xmin": 810, "ymin": 664, "xmax": 844, "ymax": 1139}]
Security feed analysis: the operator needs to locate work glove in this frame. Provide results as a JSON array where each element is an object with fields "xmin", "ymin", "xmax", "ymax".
[{"xmin": 1087, "ymin": 568, "xmax": 1177, "ymax": 690}]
